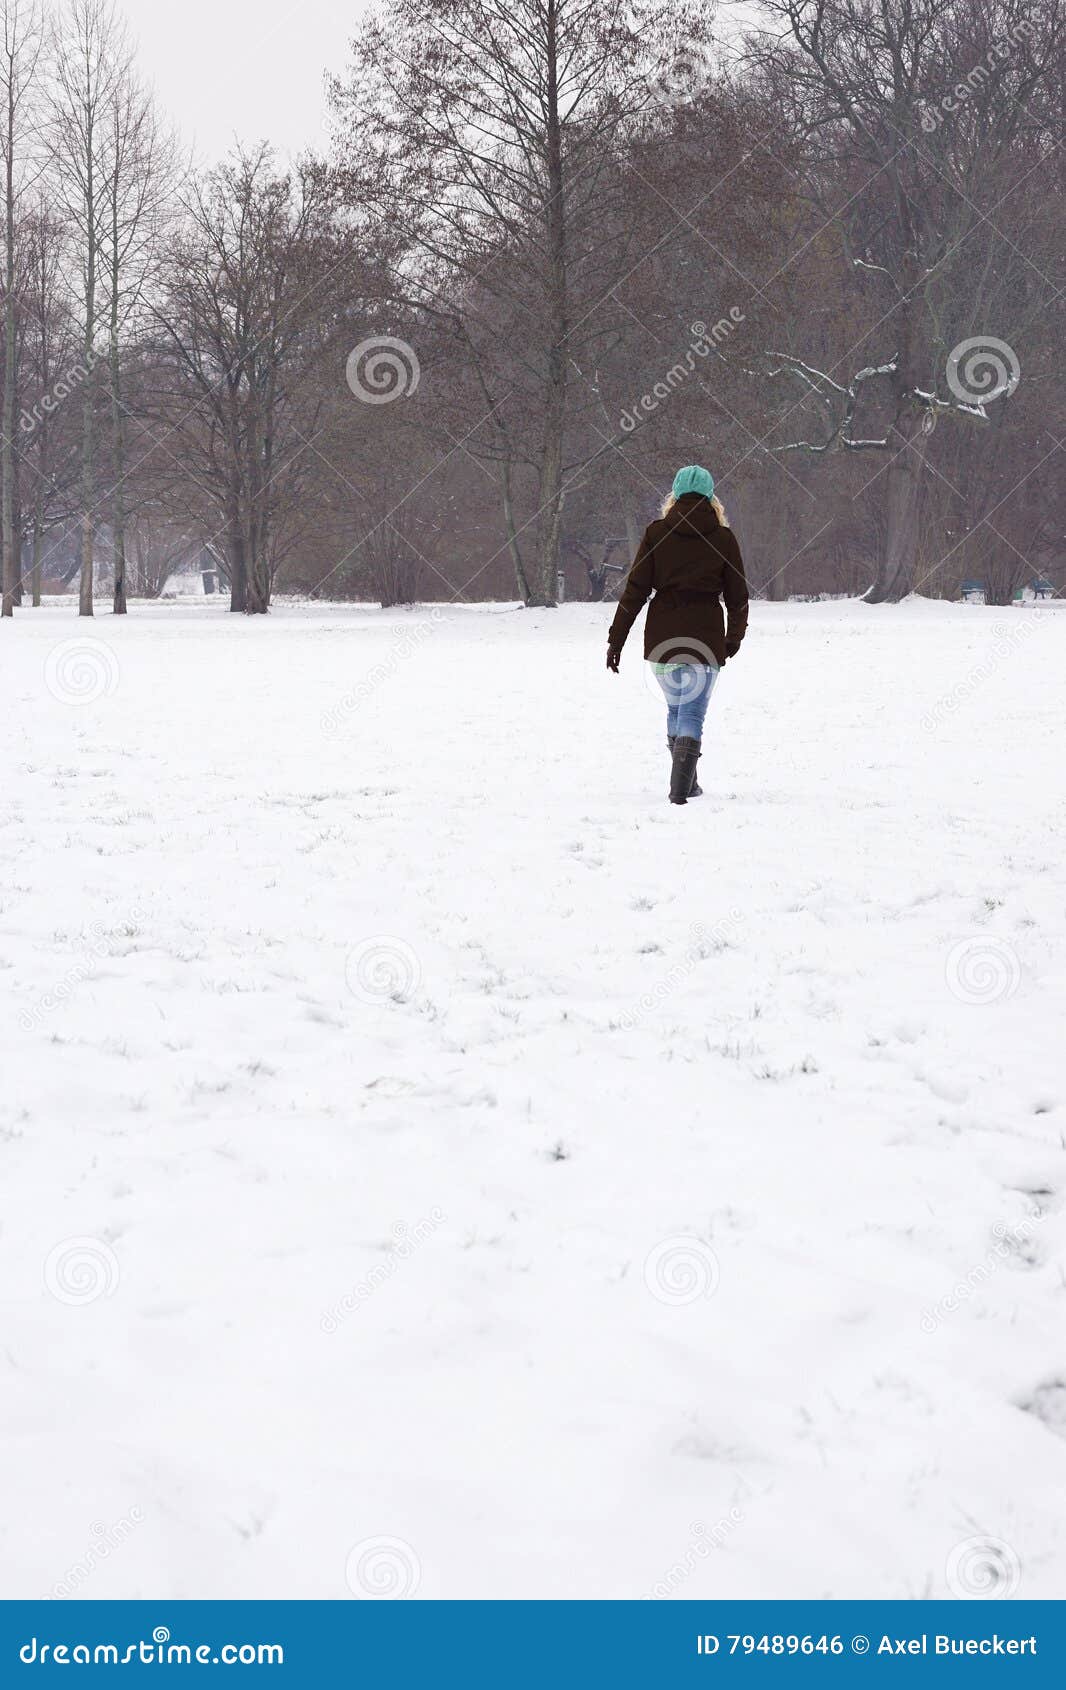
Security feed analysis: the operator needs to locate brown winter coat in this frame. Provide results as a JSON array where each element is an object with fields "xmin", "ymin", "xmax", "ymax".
[{"xmin": 607, "ymin": 495, "xmax": 749, "ymax": 668}]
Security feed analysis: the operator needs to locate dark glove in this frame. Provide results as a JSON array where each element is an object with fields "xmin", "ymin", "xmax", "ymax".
[
  {"xmin": 724, "ymin": 639, "xmax": 741, "ymax": 661},
  {"xmin": 606, "ymin": 644, "xmax": 621, "ymax": 673}
]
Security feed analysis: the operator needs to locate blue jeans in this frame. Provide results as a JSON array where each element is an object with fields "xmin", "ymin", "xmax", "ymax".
[{"xmin": 653, "ymin": 662, "xmax": 718, "ymax": 740}]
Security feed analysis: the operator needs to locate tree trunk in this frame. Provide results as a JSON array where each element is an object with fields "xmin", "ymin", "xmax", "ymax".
[
  {"xmin": 109, "ymin": 188, "xmax": 127, "ymax": 613},
  {"xmin": 245, "ymin": 546, "xmax": 270, "ymax": 613},
  {"xmin": 79, "ymin": 148, "xmax": 96, "ymax": 618},
  {"xmin": 531, "ymin": 3, "xmax": 567, "ymax": 609},
  {"xmin": 11, "ymin": 440, "xmax": 21, "ymax": 602},
  {"xmin": 1, "ymin": 83, "xmax": 15, "ymax": 619},
  {"xmin": 228, "ymin": 550, "xmax": 247, "ymax": 611},
  {"xmin": 624, "ymin": 511, "xmax": 642, "ymax": 559},
  {"xmin": 244, "ymin": 426, "xmax": 271, "ymax": 613},
  {"xmin": 227, "ymin": 507, "xmax": 247, "ymax": 612},
  {"xmin": 863, "ymin": 244, "xmax": 927, "ymax": 605},
  {"xmin": 864, "ymin": 415, "xmax": 926, "ymax": 602},
  {"xmin": 764, "ymin": 515, "xmax": 788, "ymax": 600},
  {"xmin": 500, "ymin": 452, "xmax": 533, "ymax": 604},
  {"xmin": 30, "ymin": 495, "xmax": 42, "ymax": 605},
  {"xmin": 533, "ymin": 368, "xmax": 565, "ymax": 607},
  {"xmin": 985, "ymin": 582, "xmax": 1017, "ymax": 607}
]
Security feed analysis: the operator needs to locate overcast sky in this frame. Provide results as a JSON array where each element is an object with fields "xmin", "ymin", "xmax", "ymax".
[
  {"xmin": 120, "ymin": 0, "xmax": 759, "ymax": 169},
  {"xmin": 121, "ymin": 0, "xmax": 361, "ymax": 166}
]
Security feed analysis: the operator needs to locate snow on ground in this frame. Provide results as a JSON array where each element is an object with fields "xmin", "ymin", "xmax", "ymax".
[{"xmin": 1, "ymin": 594, "xmax": 1065, "ymax": 1602}]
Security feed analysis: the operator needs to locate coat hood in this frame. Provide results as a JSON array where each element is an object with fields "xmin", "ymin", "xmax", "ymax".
[{"xmin": 662, "ymin": 493, "xmax": 720, "ymax": 538}]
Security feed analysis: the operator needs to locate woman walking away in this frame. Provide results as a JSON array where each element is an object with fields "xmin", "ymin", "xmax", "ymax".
[{"xmin": 606, "ymin": 466, "xmax": 749, "ymax": 805}]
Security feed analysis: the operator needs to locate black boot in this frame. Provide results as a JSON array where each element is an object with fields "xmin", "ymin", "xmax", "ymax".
[
  {"xmin": 669, "ymin": 736, "xmax": 701, "ymax": 804},
  {"xmin": 668, "ymin": 736, "xmax": 702, "ymax": 799}
]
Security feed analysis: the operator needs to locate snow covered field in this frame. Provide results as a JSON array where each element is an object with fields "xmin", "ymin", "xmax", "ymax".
[{"xmin": 2, "ymin": 595, "xmax": 1065, "ymax": 1601}]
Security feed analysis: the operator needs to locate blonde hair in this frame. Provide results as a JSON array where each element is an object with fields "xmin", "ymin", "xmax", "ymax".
[{"xmin": 661, "ymin": 491, "xmax": 729, "ymax": 526}]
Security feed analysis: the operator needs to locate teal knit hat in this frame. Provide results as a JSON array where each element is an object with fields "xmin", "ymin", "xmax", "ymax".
[{"xmin": 672, "ymin": 464, "xmax": 714, "ymax": 500}]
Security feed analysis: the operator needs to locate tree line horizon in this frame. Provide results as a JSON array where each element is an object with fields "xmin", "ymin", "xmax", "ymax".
[{"xmin": 0, "ymin": 0, "xmax": 1062, "ymax": 619}]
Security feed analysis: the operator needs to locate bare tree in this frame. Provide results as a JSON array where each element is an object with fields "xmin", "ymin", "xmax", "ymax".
[
  {"xmin": 18, "ymin": 198, "xmax": 81, "ymax": 602},
  {"xmin": 0, "ymin": 0, "xmax": 44, "ymax": 616},
  {"xmin": 332, "ymin": 0, "xmax": 703, "ymax": 606},
  {"xmin": 150, "ymin": 147, "xmax": 347, "ymax": 612},
  {"xmin": 126, "ymin": 505, "xmax": 191, "ymax": 597},
  {"xmin": 0, "ymin": 0, "xmax": 1058, "ymax": 622},
  {"xmin": 49, "ymin": 0, "xmax": 132, "ymax": 615},
  {"xmin": 745, "ymin": 0, "xmax": 1066, "ymax": 600},
  {"xmin": 99, "ymin": 65, "xmax": 178, "ymax": 611}
]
